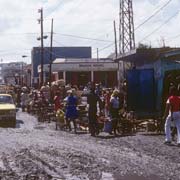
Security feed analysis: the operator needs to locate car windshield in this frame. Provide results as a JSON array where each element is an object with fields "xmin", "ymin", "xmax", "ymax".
[{"xmin": 0, "ymin": 96, "xmax": 14, "ymax": 104}]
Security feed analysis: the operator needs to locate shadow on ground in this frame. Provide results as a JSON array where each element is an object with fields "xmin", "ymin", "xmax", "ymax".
[
  {"xmin": 141, "ymin": 132, "xmax": 164, "ymax": 136},
  {"xmin": 96, "ymin": 133, "xmax": 135, "ymax": 139},
  {"xmin": 16, "ymin": 119, "xmax": 24, "ymax": 128}
]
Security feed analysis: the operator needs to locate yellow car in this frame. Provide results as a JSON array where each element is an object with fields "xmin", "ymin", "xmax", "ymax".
[{"xmin": 0, "ymin": 94, "xmax": 16, "ymax": 127}]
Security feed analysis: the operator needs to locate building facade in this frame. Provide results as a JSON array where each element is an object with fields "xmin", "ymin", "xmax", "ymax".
[
  {"xmin": 0, "ymin": 62, "xmax": 26, "ymax": 85},
  {"xmin": 38, "ymin": 58, "xmax": 120, "ymax": 88},
  {"xmin": 31, "ymin": 46, "xmax": 92, "ymax": 87}
]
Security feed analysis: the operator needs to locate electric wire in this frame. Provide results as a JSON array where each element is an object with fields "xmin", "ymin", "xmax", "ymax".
[
  {"xmin": 135, "ymin": 0, "xmax": 173, "ymax": 30},
  {"xmin": 53, "ymin": 39, "xmax": 65, "ymax": 46},
  {"xmin": 44, "ymin": 0, "xmax": 64, "ymax": 18},
  {"xmin": 92, "ymin": 0, "xmax": 175, "ymax": 54},
  {"xmin": 139, "ymin": 10, "xmax": 180, "ymax": 43},
  {"xmin": 0, "ymin": 1, "xmax": 177, "ymax": 57},
  {"xmin": 54, "ymin": 33, "xmax": 113, "ymax": 43}
]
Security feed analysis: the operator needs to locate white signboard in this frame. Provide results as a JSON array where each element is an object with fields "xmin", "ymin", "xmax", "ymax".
[
  {"xmin": 38, "ymin": 62, "xmax": 119, "ymax": 72},
  {"xmin": 53, "ymin": 63, "xmax": 118, "ymax": 72}
]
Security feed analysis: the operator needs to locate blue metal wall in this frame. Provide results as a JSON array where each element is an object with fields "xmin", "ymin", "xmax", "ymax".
[
  {"xmin": 31, "ymin": 46, "xmax": 92, "ymax": 77},
  {"xmin": 127, "ymin": 69, "xmax": 155, "ymax": 113}
]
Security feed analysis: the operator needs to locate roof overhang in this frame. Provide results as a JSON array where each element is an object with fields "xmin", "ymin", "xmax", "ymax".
[
  {"xmin": 114, "ymin": 49, "xmax": 137, "ymax": 62},
  {"xmin": 114, "ymin": 48, "xmax": 180, "ymax": 65},
  {"xmin": 162, "ymin": 50, "xmax": 180, "ymax": 61}
]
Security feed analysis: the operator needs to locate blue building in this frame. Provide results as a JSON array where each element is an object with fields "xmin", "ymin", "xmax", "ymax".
[
  {"xmin": 116, "ymin": 47, "xmax": 180, "ymax": 117},
  {"xmin": 31, "ymin": 46, "xmax": 92, "ymax": 86}
]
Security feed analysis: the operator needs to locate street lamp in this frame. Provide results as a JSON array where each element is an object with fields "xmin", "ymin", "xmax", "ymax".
[
  {"xmin": 37, "ymin": 35, "xmax": 48, "ymax": 41},
  {"xmin": 22, "ymin": 55, "xmax": 28, "ymax": 58}
]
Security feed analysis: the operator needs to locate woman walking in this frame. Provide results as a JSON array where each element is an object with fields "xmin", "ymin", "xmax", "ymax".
[
  {"xmin": 65, "ymin": 89, "xmax": 78, "ymax": 133},
  {"xmin": 163, "ymin": 86, "xmax": 180, "ymax": 145},
  {"xmin": 109, "ymin": 89, "xmax": 120, "ymax": 136}
]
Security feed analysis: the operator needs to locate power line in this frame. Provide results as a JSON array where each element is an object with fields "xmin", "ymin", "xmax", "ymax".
[
  {"xmin": 53, "ymin": 39, "xmax": 65, "ymax": 46},
  {"xmin": 95, "ymin": 5, "xmax": 178, "ymax": 54},
  {"xmin": 92, "ymin": 42, "xmax": 115, "ymax": 54},
  {"xmin": 95, "ymin": 0, "xmax": 174, "ymax": 53},
  {"xmin": 44, "ymin": 0, "xmax": 64, "ymax": 18},
  {"xmin": 0, "ymin": 52, "xmax": 30, "ymax": 56},
  {"xmin": 0, "ymin": 31, "xmax": 114, "ymax": 44},
  {"xmin": 0, "ymin": 48, "xmax": 31, "ymax": 54},
  {"xmin": 54, "ymin": 33, "xmax": 113, "ymax": 43},
  {"xmin": 45, "ymin": 0, "xmax": 84, "ymax": 19},
  {"xmin": 165, "ymin": 33, "xmax": 180, "ymax": 42},
  {"xmin": 139, "ymin": 10, "xmax": 180, "ymax": 43},
  {"xmin": 63, "ymin": 0, "xmax": 84, "ymax": 15},
  {"xmin": 135, "ymin": 0, "xmax": 173, "ymax": 30},
  {"xmin": 0, "ymin": 32, "xmax": 43, "ymax": 36}
]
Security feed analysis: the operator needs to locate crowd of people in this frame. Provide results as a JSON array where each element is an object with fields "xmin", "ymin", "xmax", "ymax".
[
  {"xmin": 10, "ymin": 79, "xmax": 180, "ymax": 144},
  {"xmin": 4, "ymin": 77, "xmax": 180, "ymax": 146},
  {"xmin": 11, "ymin": 81, "xmax": 126, "ymax": 137}
]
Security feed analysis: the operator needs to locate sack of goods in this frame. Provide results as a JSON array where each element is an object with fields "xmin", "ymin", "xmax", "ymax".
[{"xmin": 56, "ymin": 109, "xmax": 65, "ymax": 124}]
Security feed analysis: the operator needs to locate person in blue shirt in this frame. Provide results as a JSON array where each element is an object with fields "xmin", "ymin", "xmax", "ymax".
[{"xmin": 65, "ymin": 90, "xmax": 78, "ymax": 133}]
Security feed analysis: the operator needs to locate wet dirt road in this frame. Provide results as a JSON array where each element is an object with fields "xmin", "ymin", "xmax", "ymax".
[{"xmin": 0, "ymin": 111, "xmax": 179, "ymax": 180}]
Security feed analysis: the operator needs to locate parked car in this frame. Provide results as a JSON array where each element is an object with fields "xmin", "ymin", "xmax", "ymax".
[{"xmin": 0, "ymin": 94, "xmax": 16, "ymax": 127}]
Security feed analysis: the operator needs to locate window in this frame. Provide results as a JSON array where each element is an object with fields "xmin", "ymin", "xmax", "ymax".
[{"xmin": 0, "ymin": 96, "xmax": 14, "ymax": 104}]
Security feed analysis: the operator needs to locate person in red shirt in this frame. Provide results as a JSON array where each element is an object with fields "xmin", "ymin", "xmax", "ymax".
[
  {"xmin": 54, "ymin": 90, "xmax": 62, "ymax": 111},
  {"xmin": 163, "ymin": 86, "xmax": 180, "ymax": 146},
  {"xmin": 105, "ymin": 90, "xmax": 111, "ymax": 117}
]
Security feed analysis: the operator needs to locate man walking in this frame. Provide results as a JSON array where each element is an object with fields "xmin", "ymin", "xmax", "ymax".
[{"xmin": 87, "ymin": 88, "xmax": 101, "ymax": 136}]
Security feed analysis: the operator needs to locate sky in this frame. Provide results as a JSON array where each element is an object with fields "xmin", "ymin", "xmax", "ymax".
[{"xmin": 0, "ymin": 0, "xmax": 180, "ymax": 64}]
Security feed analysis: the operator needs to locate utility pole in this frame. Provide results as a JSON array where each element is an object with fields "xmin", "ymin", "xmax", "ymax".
[
  {"xmin": 113, "ymin": 20, "xmax": 118, "ymax": 58},
  {"xmin": 38, "ymin": 8, "xmax": 44, "ymax": 87},
  {"xmin": 21, "ymin": 62, "xmax": 24, "ymax": 86},
  {"xmin": 97, "ymin": 48, "xmax": 99, "ymax": 61},
  {"xmin": 49, "ymin": 18, "xmax": 54, "ymax": 88},
  {"xmin": 114, "ymin": 20, "xmax": 120, "ymax": 89}
]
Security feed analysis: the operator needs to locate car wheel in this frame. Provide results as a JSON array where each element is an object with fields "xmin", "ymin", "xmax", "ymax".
[{"xmin": 10, "ymin": 118, "xmax": 16, "ymax": 128}]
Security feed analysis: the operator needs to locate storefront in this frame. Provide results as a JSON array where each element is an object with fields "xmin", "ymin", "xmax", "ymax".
[{"xmin": 38, "ymin": 58, "xmax": 120, "ymax": 87}]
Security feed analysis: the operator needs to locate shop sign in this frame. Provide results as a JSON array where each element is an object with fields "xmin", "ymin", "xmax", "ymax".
[{"xmin": 45, "ymin": 62, "xmax": 118, "ymax": 72}]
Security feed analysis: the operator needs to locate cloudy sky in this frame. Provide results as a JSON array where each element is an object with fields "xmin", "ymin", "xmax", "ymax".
[{"xmin": 0, "ymin": 0, "xmax": 180, "ymax": 63}]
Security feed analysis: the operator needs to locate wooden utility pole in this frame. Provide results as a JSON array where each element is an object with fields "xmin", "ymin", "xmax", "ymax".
[
  {"xmin": 114, "ymin": 20, "xmax": 120, "ymax": 89},
  {"xmin": 39, "ymin": 8, "xmax": 44, "ymax": 87},
  {"xmin": 97, "ymin": 48, "xmax": 99, "ymax": 61},
  {"xmin": 113, "ymin": 20, "xmax": 118, "ymax": 58},
  {"xmin": 49, "ymin": 18, "xmax": 54, "ymax": 88}
]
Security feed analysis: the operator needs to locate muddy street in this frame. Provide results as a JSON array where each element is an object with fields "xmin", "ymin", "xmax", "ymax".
[{"xmin": 0, "ymin": 111, "xmax": 179, "ymax": 180}]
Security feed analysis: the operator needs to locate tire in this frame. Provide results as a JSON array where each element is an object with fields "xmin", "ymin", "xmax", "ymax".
[{"xmin": 9, "ymin": 118, "xmax": 16, "ymax": 128}]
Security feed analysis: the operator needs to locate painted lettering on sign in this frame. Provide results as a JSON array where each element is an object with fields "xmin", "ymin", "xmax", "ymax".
[
  {"xmin": 79, "ymin": 64, "xmax": 91, "ymax": 67},
  {"xmin": 93, "ymin": 64, "xmax": 104, "ymax": 67}
]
